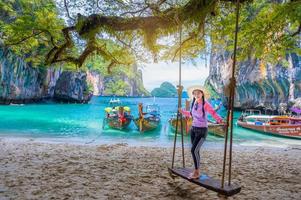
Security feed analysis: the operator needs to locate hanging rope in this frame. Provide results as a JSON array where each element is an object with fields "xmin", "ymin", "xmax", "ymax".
[
  {"xmin": 179, "ymin": 22, "xmax": 185, "ymax": 168},
  {"xmin": 171, "ymin": 10, "xmax": 185, "ymax": 169},
  {"xmin": 221, "ymin": 0, "xmax": 240, "ymax": 188}
]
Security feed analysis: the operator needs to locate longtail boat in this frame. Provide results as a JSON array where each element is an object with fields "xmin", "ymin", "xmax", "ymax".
[
  {"xmin": 103, "ymin": 98, "xmax": 132, "ymax": 130},
  {"xmin": 168, "ymin": 114, "xmax": 191, "ymax": 135},
  {"xmin": 134, "ymin": 103, "xmax": 161, "ymax": 132},
  {"xmin": 237, "ymin": 112, "xmax": 301, "ymax": 139},
  {"xmin": 207, "ymin": 120, "xmax": 226, "ymax": 137}
]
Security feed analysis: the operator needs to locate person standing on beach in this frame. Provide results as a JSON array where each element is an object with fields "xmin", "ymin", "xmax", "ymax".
[{"xmin": 180, "ymin": 85, "xmax": 224, "ymax": 179}]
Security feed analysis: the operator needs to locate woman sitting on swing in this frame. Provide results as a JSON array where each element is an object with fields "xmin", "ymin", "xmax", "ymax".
[{"xmin": 180, "ymin": 85, "xmax": 224, "ymax": 179}]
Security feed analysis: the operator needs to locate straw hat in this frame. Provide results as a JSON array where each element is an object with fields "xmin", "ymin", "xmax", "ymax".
[{"xmin": 187, "ymin": 85, "xmax": 210, "ymax": 100}]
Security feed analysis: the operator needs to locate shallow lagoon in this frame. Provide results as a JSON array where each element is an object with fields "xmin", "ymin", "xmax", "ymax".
[{"xmin": 0, "ymin": 96, "xmax": 300, "ymax": 148}]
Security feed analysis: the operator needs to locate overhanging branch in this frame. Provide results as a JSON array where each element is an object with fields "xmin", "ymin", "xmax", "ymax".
[{"xmin": 47, "ymin": 0, "xmax": 250, "ymax": 67}]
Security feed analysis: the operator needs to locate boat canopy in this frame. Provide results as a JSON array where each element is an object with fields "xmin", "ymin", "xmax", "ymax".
[
  {"xmin": 243, "ymin": 109, "xmax": 262, "ymax": 115},
  {"xmin": 245, "ymin": 115, "xmax": 278, "ymax": 119},
  {"xmin": 244, "ymin": 115, "xmax": 293, "ymax": 121},
  {"xmin": 146, "ymin": 104, "xmax": 160, "ymax": 112}
]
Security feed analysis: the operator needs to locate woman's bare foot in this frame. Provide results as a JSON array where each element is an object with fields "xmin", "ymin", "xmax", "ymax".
[{"xmin": 188, "ymin": 169, "xmax": 200, "ymax": 179}]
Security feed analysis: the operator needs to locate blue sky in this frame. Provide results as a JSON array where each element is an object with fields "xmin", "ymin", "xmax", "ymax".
[{"xmin": 141, "ymin": 60, "xmax": 209, "ymax": 91}]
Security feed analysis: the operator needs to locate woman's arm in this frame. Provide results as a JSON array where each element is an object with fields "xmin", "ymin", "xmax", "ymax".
[
  {"xmin": 179, "ymin": 109, "xmax": 191, "ymax": 118},
  {"xmin": 204, "ymin": 101, "xmax": 223, "ymax": 123}
]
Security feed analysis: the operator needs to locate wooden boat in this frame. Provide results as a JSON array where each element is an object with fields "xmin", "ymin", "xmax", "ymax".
[
  {"xmin": 168, "ymin": 114, "xmax": 226, "ymax": 137},
  {"xmin": 237, "ymin": 114, "xmax": 301, "ymax": 139},
  {"xmin": 169, "ymin": 114, "xmax": 192, "ymax": 135},
  {"xmin": 103, "ymin": 99, "xmax": 132, "ymax": 130},
  {"xmin": 134, "ymin": 103, "xmax": 161, "ymax": 132},
  {"xmin": 208, "ymin": 120, "xmax": 226, "ymax": 137}
]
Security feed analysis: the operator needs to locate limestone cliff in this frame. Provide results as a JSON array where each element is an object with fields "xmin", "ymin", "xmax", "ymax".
[
  {"xmin": 0, "ymin": 47, "xmax": 62, "ymax": 104},
  {"xmin": 54, "ymin": 71, "xmax": 93, "ymax": 103},
  {"xmin": 87, "ymin": 65, "xmax": 150, "ymax": 97},
  {"xmin": 0, "ymin": 45, "xmax": 149, "ymax": 104},
  {"xmin": 206, "ymin": 45, "xmax": 301, "ymax": 110},
  {"xmin": 0, "ymin": 46, "xmax": 93, "ymax": 104}
]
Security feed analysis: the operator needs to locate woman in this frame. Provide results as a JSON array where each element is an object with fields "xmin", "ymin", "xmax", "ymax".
[{"xmin": 180, "ymin": 85, "xmax": 224, "ymax": 179}]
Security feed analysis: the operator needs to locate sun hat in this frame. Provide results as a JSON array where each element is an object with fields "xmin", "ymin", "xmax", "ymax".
[{"xmin": 187, "ymin": 85, "xmax": 210, "ymax": 100}]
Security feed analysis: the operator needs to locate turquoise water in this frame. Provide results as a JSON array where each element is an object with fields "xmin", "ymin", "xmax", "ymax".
[{"xmin": 0, "ymin": 97, "xmax": 300, "ymax": 148}]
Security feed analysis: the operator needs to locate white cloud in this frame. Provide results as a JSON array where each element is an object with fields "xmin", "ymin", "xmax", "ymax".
[{"xmin": 141, "ymin": 60, "xmax": 209, "ymax": 91}]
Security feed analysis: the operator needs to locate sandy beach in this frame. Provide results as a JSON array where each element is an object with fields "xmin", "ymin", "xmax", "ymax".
[{"xmin": 0, "ymin": 139, "xmax": 300, "ymax": 200}]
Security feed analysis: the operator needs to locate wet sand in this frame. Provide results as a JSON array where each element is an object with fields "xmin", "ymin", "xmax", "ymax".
[{"xmin": 0, "ymin": 139, "xmax": 300, "ymax": 200}]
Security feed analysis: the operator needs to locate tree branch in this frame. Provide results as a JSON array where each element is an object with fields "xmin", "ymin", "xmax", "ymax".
[
  {"xmin": 172, "ymin": 20, "xmax": 205, "ymax": 62},
  {"xmin": 47, "ymin": 0, "xmax": 250, "ymax": 66},
  {"xmin": 291, "ymin": 23, "xmax": 301, "ymax": 37},
  {"xmin": 46, "ymin": 26, "xmax": 75, "ymax": 64},
  {"xmin": 64, "ymin": 0, "xmax": 75, "ymax": 21},
  {"xmin": 5, "ymin": 31, "xmax": 44, "ymax": 46},
  {"xmin": 120, "ymin": 5, "xmax": 150, "ymax": 17}
]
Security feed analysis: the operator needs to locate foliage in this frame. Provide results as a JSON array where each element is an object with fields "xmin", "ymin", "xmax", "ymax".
[
  {"xmin": 104, "ymin": 80, "xmax": 131, "ymax": 96},
  {"xmin": 209, "ymin": 0, "xmax": 301, "ymax": 65},
  {"xmin": 0, "ymin": 0, "xmax": 300, "ymax": 71},
  {"xmin": 151, "ymin": 81, "xmax": 177, "ymax": 97},
  {"xmin": 0, "ymin": 0, "xmax": 65, "ymax": 66}
]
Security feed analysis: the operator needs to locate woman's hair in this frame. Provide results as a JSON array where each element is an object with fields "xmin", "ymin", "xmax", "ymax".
[
  {"xmin": 190, "ymin": 90, "xmax": 205, "ymax": 117},
  {"xmin": 190, "ymin": 97, "xmax": 196, "ymax": 116},
  {"xmin": 201, "ymin": 92, "xmax": 205, "ymax": 117}
]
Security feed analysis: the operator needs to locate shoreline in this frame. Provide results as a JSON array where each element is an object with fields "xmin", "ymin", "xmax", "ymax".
[
  {"xmin": 1, "ymin": 135, "xmax": 301, "ymax": 151},
  {"xmin": 1, "ymin": 139, "xmax": 300, "ymax": 199},
  {"xmin": 1, "ymin": 96, "xmax": 296, "ymax": 114}
]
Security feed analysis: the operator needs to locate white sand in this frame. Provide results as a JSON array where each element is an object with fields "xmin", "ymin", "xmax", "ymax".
[{"xmin": 0, "ymin": 139, "xmax": 300, "ymax": 200}]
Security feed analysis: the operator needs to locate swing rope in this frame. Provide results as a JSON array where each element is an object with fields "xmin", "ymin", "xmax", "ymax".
[
  {"xmin": 221, "ymin": 0, "xmax": 240, "ymax": 188},
  {"xmin": 171, "ymin": 11, "xmax": 185, "ymax": 169}
]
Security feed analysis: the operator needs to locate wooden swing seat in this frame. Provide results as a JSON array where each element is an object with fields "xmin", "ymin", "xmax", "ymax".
[{"xmin": 168, "ymin": 168, "xmax": 241, "ymax": 196}]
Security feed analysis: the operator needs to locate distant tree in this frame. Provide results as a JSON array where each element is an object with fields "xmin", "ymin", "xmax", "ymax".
[
  {"xmin": 104, "ymin": 80, "xmax": 130, "ymax": 96},
  {"xmin": 151, "ymin": 81, "xmax": 177, "ymax": 97}
]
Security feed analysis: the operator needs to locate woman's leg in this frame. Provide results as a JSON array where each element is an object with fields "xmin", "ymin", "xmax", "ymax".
[
  {"xmin": 190, "ymin": 128, "xmax": 208, "ymax": 176},
  {"xmin": 194, "ymin": 128, "xmax": 207, "ymax": 169},
  {"xmin": 190, "ymin": 128, "xmax": 198, "ymax": 169}
]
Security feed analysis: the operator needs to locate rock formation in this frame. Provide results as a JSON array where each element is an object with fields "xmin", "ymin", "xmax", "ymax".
[
  {"xmin": 206, "ymin": 45, "xmax": 301, "ymax": 110},
  {"xmin": 0, "ymin": 46, "xmax": 149, "ymax": 104},
  {"xmin": 54, "ymin": 71, "xmax": 93, "ymax": 103},
  {"xmin": 0, "ymin": 47, "xmax": 62, "ymax": 104}
]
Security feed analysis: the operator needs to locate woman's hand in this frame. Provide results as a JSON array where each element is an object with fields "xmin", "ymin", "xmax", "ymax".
[
  {"xmin": 178, "ymin": 108, "xmax": 191, "ymax": 118},
  {"xmin": 218, "ymin": 120, "xmax": 228, "ymax": 130},
  {"xmin": 217, "ymin": 119, "xmax": 223, "ymax": 124}
]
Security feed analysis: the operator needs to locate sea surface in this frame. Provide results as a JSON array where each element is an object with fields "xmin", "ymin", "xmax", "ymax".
[{"xmin": 0, "ymin": 96, "xmax": 300, "ymax": 148}]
